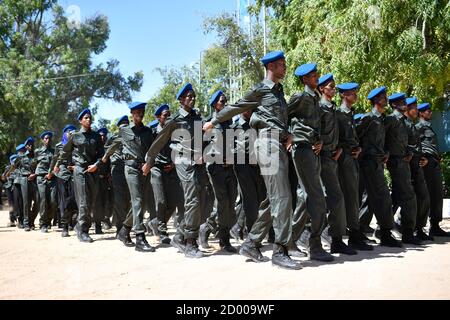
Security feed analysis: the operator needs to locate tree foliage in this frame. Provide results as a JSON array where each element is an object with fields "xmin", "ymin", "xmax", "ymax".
[
  {"xmin": 0, "ymin": 0, "xmax": 143, "ymax": 163},
  {"xmin": 256, "ymin": 0, "xmax": 449, "ymax": 112}
]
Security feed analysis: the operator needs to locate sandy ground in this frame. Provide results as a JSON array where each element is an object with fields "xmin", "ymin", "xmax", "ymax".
[{"xmin": 0, "ymin": 208, "xmax": 449, "ymax": 300}]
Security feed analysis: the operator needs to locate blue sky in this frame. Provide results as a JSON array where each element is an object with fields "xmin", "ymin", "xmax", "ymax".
[{"xmin": 58, "ymin": 0, "xmax": 244, "ymax": 121}]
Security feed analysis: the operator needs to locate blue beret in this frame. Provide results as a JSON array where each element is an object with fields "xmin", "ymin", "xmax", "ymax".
[
  {"xmin": 63, "ymin": 125, "xmax": 77, "ymax": 133},
  {"xmin": 388, "ymin": 92, "xmax": 406, "ymax": 103},
  {"xmin": 337, "ymin": 82, "xmax": 359, "ymax": 93},
  {"xmin": 418, "ymin": 103, "xmax": 430, "ymax": 112},
  {"xmin": 260, "ymin": 51, "xmax": 285, "ymax": 65},
  {"xmin": 154, "ymin": 104, "xmax": 170, "ymax": 117},
  {"xmin": 406, "ymin": 97, "xmax": 417, "ymax": 106},
  {"xmin": 209, "ymin": 90, "xmax": 224, "ymax": 107},
  {"xmin": 116, "ymin": 115, "xmax": 129, "ymax": 127},
  {"xmin": 128, "ymin": 102, "xmax": 147, "ymax": 111},
  {"xmin": 24, "ymin": 137, "xmax": 34, "ymax": 146},
  {"xmin": 40, "ymin": 131, "xmax": 53, "ymax": 139},
  {"xmin": 176, "ymin": 83, "xmax": 193, "ymax": 100},
  {"xmin": 148, "ymin": 119, "xmax": 159, "ymax": 128},
  {"xmin": 9, "ymin": 154, "xmax": 18, "ymax": 163},
  {"xmin": 367, "ymin": 86, "xmax": 387, "ymax": 101},
  {"xmin": 97, "ymin": 128, "xmax": 108, "ymax": 135},
  {"xmin": 16, "ymin": 144, "xmax": 26, "ymax": 152},
  {"xmin": 354, "ymin": 113, "xmax": 365, "ymax": 121},
  {"xmin": 294, "ymin": 63, "xmax": 317, "ymax": 77},
  {"xmin": 77, "ymin": 108, "xmax": 91, "ymax": 121},
  {"xmin": 318, "ymin": 73, "xmax": 334, "ymax": 87}
]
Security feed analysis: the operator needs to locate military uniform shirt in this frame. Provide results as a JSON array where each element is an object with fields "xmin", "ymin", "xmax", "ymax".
[
  {"xmin": 34, "ymin": 145, "xmax": 55, "ymax": 176},
  {"xmin": 384, "ymin": 109, "xmax": 411, "ymax": 157},
  {"xmin": 356, "ymin": 108, "xmax": 387, "ymax": 159},
  {"xmin": 319, "ymin": 98, "xmax": 339, "ymax": 152},
  {"xmin": 416, "ymin": 118, "xmax": 440, "ymax": 159},
  {"xmin": 336, "ymin": 103, "xmax": 359, "ymax": 155}
]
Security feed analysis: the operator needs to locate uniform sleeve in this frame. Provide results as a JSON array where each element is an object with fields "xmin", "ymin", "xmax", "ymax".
[
  {"xmin": 145, "ymin": 120, "xmax": 177, "ymax": 166},
  {"xmin": 56, "ymin": 134, "xmax": 74, "ymax": 167},
  {"xmin": 211, "ymin": 87, "xmax": 262, "ymax": 125}
]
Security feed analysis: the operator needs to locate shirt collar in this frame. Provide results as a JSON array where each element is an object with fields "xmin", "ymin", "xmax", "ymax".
[
  {"xmin": 393, "ymin": 109, "xmax": 405, "ymax": 119},
  {"xmin": 372, "ymin": 107, "xmax": 382, "ymax": 118},
  {"xmin": 340, "ymin": 102, "xmax": 352, "ymax": 114},
  {"xmin": 304, "ymin": 85, "xmax": 317, "ymax": 97},
  {"xmin": 238, "ymin": 116, "xmax": 249, "ymax": 126},
  {"xmin": 420, "ymin": 118, "xmax": 431, "ymax": 126},
  {"xmin": 262, "ymin": 78, "xmax": 276, "ymax": 89},
  {"xmin": 320, "ymin": 96, "xmax": 333, "ymax": 108}
]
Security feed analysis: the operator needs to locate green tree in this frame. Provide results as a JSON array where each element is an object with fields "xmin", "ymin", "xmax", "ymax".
[
  {"xmin": 255, "ymin": 0, "xmax": 449, "ymax": 112},
  {"xmin": 0, "ymin": 0, "xmax": 143, "ymax": 164}
]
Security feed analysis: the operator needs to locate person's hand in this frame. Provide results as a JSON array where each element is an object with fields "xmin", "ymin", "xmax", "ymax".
[
  {"xmin": 45, "ymin": 173, "xmax": 53, "ymax": 180},
  {"xmin": 203, "ymin": 122, "xmax": 214, "ymax": 132},
  {"xmin": 403, "ymin": 154, "xmax": 413, "ymax": 162},
  {"xmin": 53, "ymin": 166, "xmax": 60, "ymax": 174},
  {"xmin": 28, "ymin": 174, "xmax": 37, "ymax": 181},
  {"xmin": 312, "ymin": 142, "xmax": 323, "ymax": 156},
  {"xmin": 351, "ymin": 147, "xmax": 362, "ymax": 160},
  {"xmin": 419, "ymin": 157, "xmax": 428, "ymax": 167},
  {"xmin": 142, "ymin": 163, "xmax": 151, "ymax": 176},
  {"xmin": 86, "ymin": 164, "xmax": 98, "ymax": 173},
  {"xmin": 163, "ymin": 163, "xmax": 175, "ymax": 173},
  {"xmin": 284, "ymin": 134, "xmax": 294, "ymax": 152},
  {"xmin": 332, "ymin": 148, "xmax": 343, "ymax": 161}
]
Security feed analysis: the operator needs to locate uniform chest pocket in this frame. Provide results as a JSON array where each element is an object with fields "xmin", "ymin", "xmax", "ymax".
[{"xmin": 73, "ymin": 135, "xmax": 87, "ymax": 147}]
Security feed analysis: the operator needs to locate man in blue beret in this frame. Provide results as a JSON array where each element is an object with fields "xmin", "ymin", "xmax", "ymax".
[
  {"xmin": 103, "ymin": 102, "xmax": 156, "ymax": 252},
  {"xmin": 334, "ymin": 83, "xmax": 374, "ymax": 250},
  {"xmin": 416, "ymin": 103, "xmax": 450, "ymax": 237},
  {"xmin": 356, "ymin": 87, "xmax": 402, "ymax": 247},
  {"xmin": 384, "ymin": 93, "xmax": 422, "ymax": 245},
  {"xmin": 287, "ymin": 63, "xmax": 335, "ymax": 262},
  {"xmin": 94, "ymin": 127, "xmax": 113, "ymax": 234},
  {"xmin": 55, "ymin": 108, "xmax": 105, "ymax": 243},
  {"xmin": 142, "ymin": 83, "xmax": 210, "ymax": 259},
  {"xmin": 202, "ymin": 51, "xmax": 303, "ymax": 270},
  {"xmin": 1, "ymin": 155, "xmax": 19, "ymax": 227},
  {"xmin": 102, "ymin": 116, "xmax": 132, "ymax": 243},
  {"xmin": 52, "ymin": 125, "xmax": 78, "ymax": 237},
  {"xmin": 403, "ymin": 98, "xmax": 434, "ymax": 241},
  {"xmin": 147, "ymin": 104, "xmax": 185, "ymax": 246},
  {"xmin": 317, "ymin": 75, "xmax": 364, "ymax": 255},
  {"xmin": 32, "ymin": 131, "xmax": 58, "ymax": 233},
  {"xmin": 7, "ymin": 141, "xmax": 39, "ymax": 231},
  {"xmin": 199, "ymin": 91, "xmax": 239, "ymax": 253}
]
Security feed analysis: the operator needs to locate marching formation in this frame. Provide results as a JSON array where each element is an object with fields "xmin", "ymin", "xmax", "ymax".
[{"xmin": 1, "ymin": 51, "xmax": 449, "ymax": 270}]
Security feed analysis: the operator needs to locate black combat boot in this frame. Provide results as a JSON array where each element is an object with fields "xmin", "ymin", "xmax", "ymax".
[
  {"xmin": 61, "ymin": 225, "xmax": 70, "ymax": 238},
  {"xmin": 415, "ymin": 229, "xmax": 434, "ymax": 241},
  {"xmin": 135, "ymin": 233, "xmax": 155, "ymax": 252},
  {"xmin": 198, "ymin": 223, "xmax": 212, "ymax": 249},
  {"xmin": 429, "ymin": 224, "xmax": 450, "ymax": 237},
  {"xmin": 287, "ymin": 241, "xmax": 307, "ymax": 258},
  {"xmin": 379, "ymin": 230, "xmax": 402, "ymax": 248},
  {"xmin": 148, "ymin": 218, "xmax": 160, "ymax": 237},
  {"xmin": 309, "ymin": 238, "xmax": 334, "ymax": 262},
  {"xmin": 348, "ymin": 230, "xmax": 374, "ymax": 251},
  {"xmin": 272, "ymin": 244, "xmax": 302, "ymax": 270},
  {"xmin": 402, "ymin": 231, "xmax": 423, "ymax": 246},
  {"xmin": 171, "ymin": 232, "xmax": 186, "ymax": 253},
  {"xmin": 79, "ymin": 232, "xmax": 94, "ymax": 243},
  {"xmin": 185, "ymin": 238, "xmax": 204, "ymax": 258},
  {"xmin": 239, "ymin": 239, "xmax": 264, "ymax": 263},
  {"xmin": 117, "ymin": 226, "xmax": 135, "ymax": 247},
  {"xmin": 95, "ymin": 224, "xmax": 104, "ymax": 235},
  {"xmin": 219, "ymin": 230, "xmax": 237, "ymax": 254},
  {"xmin": 331, "ymin": 237, "xmax": 358, "ymax": 255}
]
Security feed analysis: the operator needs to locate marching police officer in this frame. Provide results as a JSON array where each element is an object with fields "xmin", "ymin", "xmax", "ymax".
[
  {"xmin": 148, "ymin": 104, "xmax": 185, "ymax": 245},
  {"xmin": 202, "ymin": 91, "xmax": 238, "ymax": 253},
  {"xmin": 288, "ymin": 63, "xmax": 334, "ymax": 262},
  {"xmin": 52, "ymin": 125, "xmax": 78, "ymax": 238},
  {"xmin": 356, "ymin": 87, "xmax": 402, "ymax": 247},
  {"xmin": 103, "ymin": 102, "xmax": 156, "ymax": 252},
  {"xmin": 204, "ymin": 51, "xmax": 303, "ymax": 270},
  {"xmin": 335, "ymin": 83, "xmax": 374, "ymax": 250},
  {"xmin": 55, "ymin": 109, "xmax": 104, "ymax": 243},
  {"xmin": 144, "ymin": 84, "xmax": 209, "ymax": 259},
  {"xmin": 2, "ymin": 155, "xmax": 18, "ymax": 227},
  {"xmin": 95, "ymin": 127, "xmax": 112, "ymax": 234},
  {"xmin": 317, "ymin": 74, "xmax": 357, "ymax": 255},
  {"xmin": 404, "ymin": 98, "xmax": 433, "ymax": 241},
  {"xmin": 104, "ymin": 116, "xmax": 131, "ymax": 242},
  {"xmin": 416, "ymin": 103, "xmax": 450, "ymax": 237},
  {"xmin": 34, "ymin": 131, "xmax": 57, "ymax": 233}
]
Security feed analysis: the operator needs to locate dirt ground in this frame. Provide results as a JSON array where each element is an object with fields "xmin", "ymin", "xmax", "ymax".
[{"xmin": 0, "ymin": 209, "xmax": 449, "ymax": 300}]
